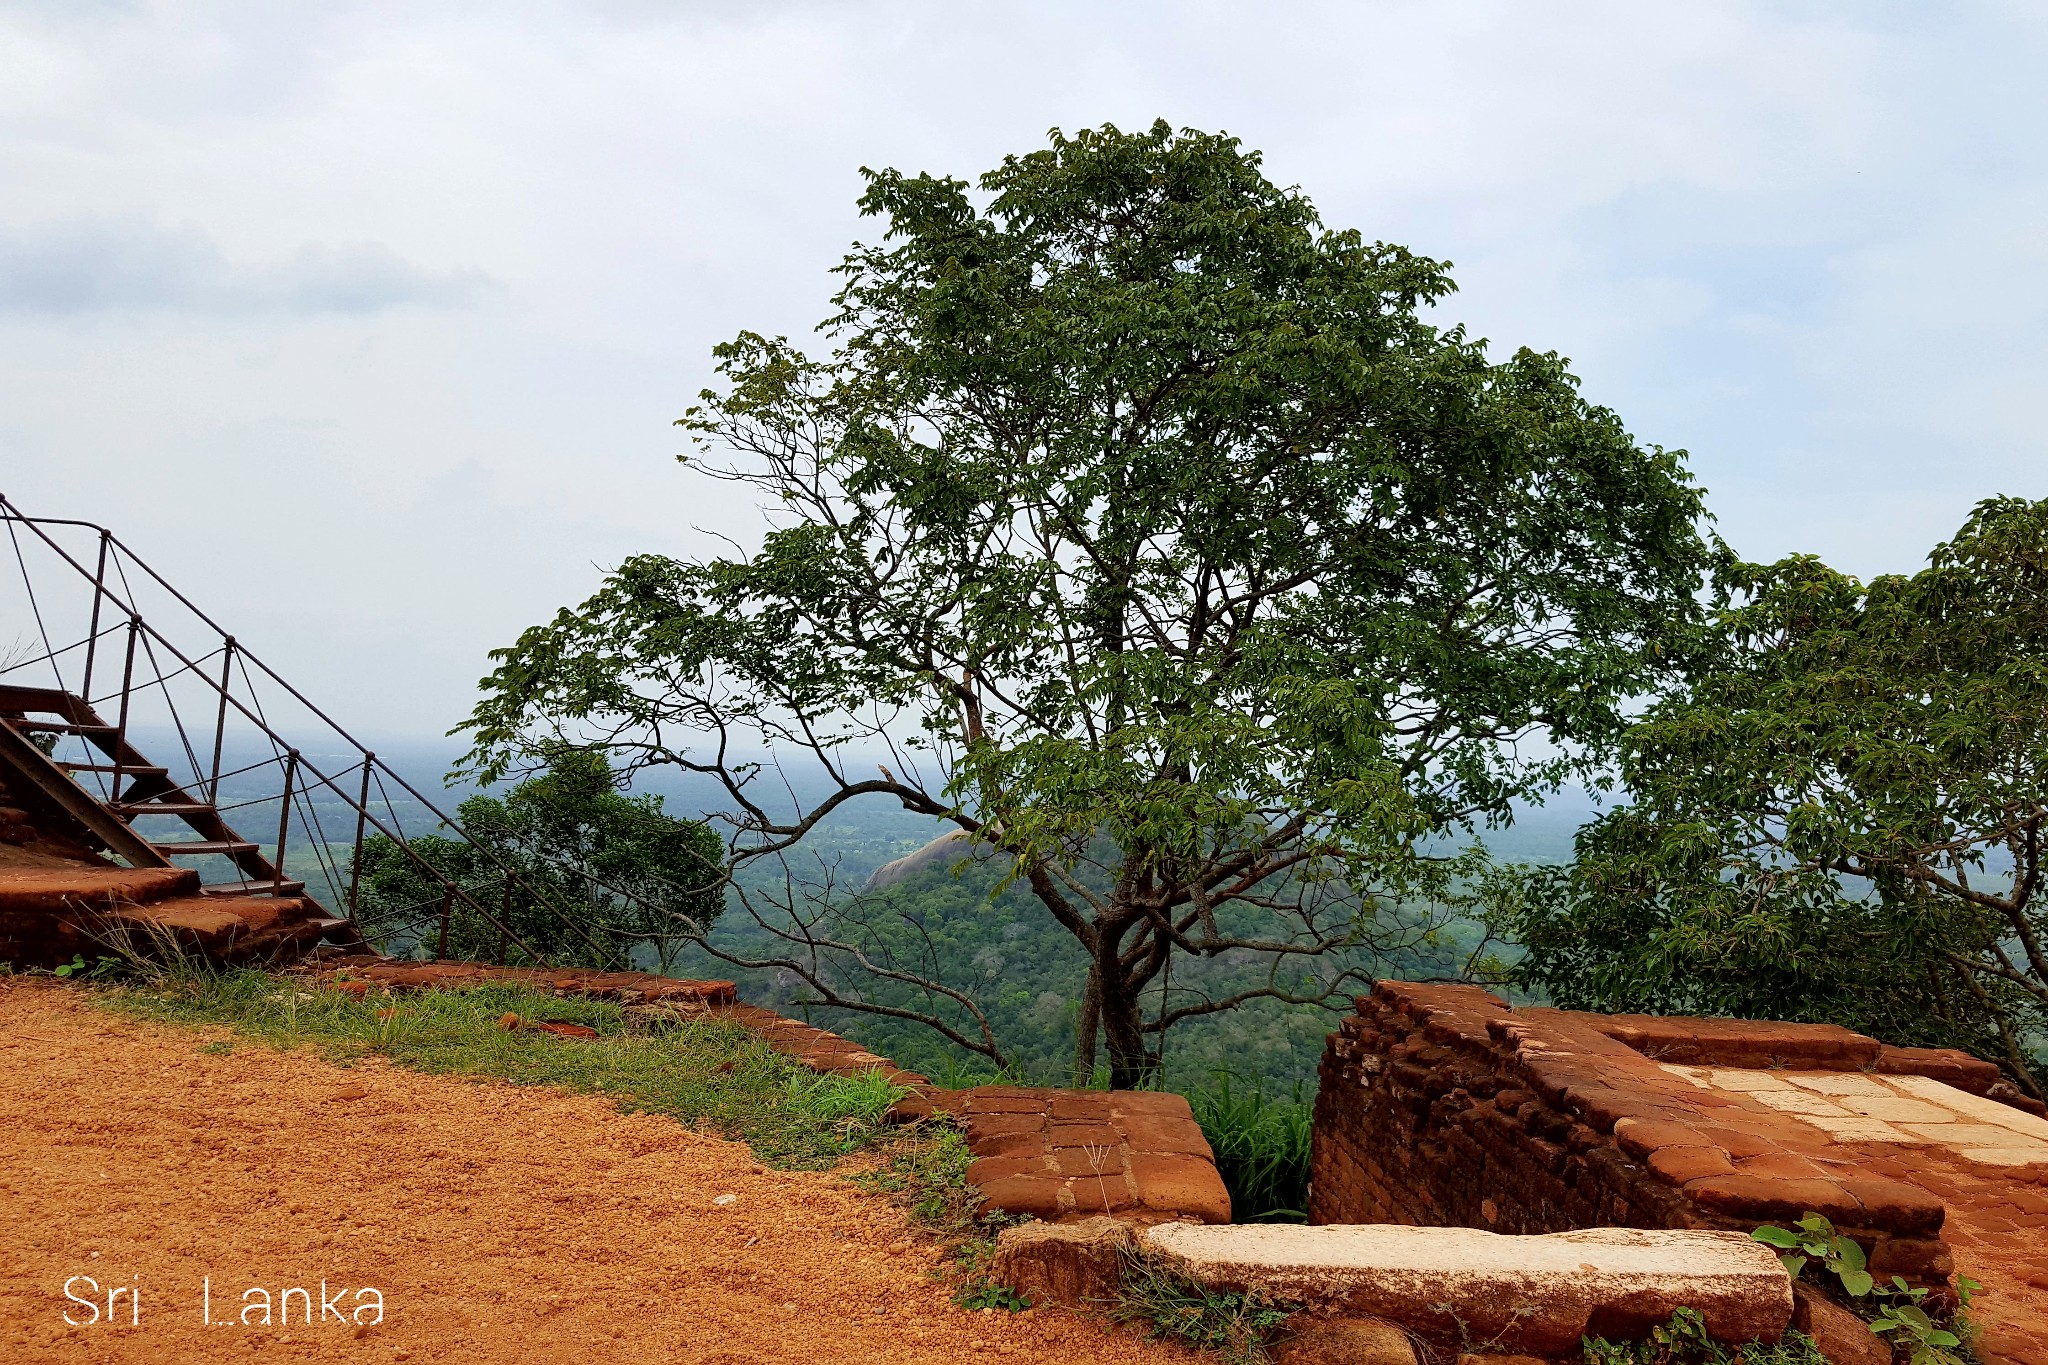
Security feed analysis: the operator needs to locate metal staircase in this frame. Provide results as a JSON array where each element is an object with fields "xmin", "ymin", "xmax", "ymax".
[{"xmin": 0, "ymin": 492, "xmax": 634, "ymax": 970}]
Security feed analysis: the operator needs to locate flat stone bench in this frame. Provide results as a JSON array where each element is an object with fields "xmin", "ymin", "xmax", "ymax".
[{"xmin": 1139, "ymin": 1223, "xmax": 1793, "ymax": 1358}]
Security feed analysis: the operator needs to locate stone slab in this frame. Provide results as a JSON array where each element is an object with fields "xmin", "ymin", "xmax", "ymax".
[{"xmin": 1140, "ymin": 1224, "xmax": 1793, "ymax": 1357}]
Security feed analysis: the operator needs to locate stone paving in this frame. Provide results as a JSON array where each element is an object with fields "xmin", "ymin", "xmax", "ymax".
[{"xmin": 934, "ymin": 1085, "xmax": 1232, "ymax": 1225}]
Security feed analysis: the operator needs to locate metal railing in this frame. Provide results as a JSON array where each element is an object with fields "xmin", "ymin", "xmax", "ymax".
[{"xmin": 0, "ymin": 492, "xmax": 646, "ymax": 969}]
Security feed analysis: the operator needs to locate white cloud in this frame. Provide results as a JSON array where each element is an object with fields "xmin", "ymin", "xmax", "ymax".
[
  {"xmin": 0, "ymin": 216, "xmax": 495, "ymax": 314},
  {"xmin": 0, "ymin": 1, "xmax": 2044, "ymax": 733}
]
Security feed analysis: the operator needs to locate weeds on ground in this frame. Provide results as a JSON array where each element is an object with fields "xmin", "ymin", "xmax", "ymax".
[
  {"xmin": 851, "ymin": 1117, "xmax": 1034, "ymax": 1310},
  {"xmin": 1753, "ymin": 1212, "xmax": 1985, "ymax": 1365},
  {"xmin": 92, "ymin": 965, "xmax": 903, "ymax": 1169},
  {"xmin": 1582, "ymin": 1308, "xmax": 1828, "ymax": 1364},
  {"xmin": 1105, "ymin": 1246, "xmax": 1297, "ymax": 1365},
  {"xmin": 1183, "ymin": 1071, "xmax": 1313, "ymax": 1222}
]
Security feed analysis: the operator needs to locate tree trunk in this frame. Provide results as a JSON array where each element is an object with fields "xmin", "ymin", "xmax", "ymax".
[
  {"xmin": 1072, "ymin": 966, "xmax": 1101, "ymax": 1087},
  {"xmin": 1096, "ymin": 944, "xmax": 1154, "ymax": 1090}
]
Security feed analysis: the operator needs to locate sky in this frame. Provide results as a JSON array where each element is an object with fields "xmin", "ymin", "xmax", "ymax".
[{"xmin": 2, "ymin": 1, "xmax": 2044, "ymax": 740}]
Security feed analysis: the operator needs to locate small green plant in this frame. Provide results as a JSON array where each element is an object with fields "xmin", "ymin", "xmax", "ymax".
[
  {"xmin": 1107, "ymin": 1246, "xmax": 1296, "ymax": 1365},
  {"xmin": 955, "ymin": 1278, "xmax": 1031, "ymax": 1312},
  {"xmin": 1752, "ymin": 1213, "xmax": 1983, "ymax": 1365},
  {"xmin": 1751, "ymin": 1212, "xmax": 1873, "ymax": 1296},
  {"xmin": 51, "ymin": 952, "xmax": 127, "ymax": 980},
  {"xmin": 197, "ymin": 1039, "xmax": 234, "ymax": 1056},
  {"xmin": 1582, "ymin": 1309, "xmax": 1826, "ymax": 1364},
  {"xmin": 1869, "ymin": 1275, "xmax": 1982, "ymax": 1365}
]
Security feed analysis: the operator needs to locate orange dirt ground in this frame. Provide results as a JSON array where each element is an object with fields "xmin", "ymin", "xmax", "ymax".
[{"xmin": 0, "ymin": 980, "xmax": 1189, "ymax": 1365}]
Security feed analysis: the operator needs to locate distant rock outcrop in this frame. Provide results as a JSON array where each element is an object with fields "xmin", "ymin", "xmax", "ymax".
[{"xmin": 864, "ymin": 828, "xmax": 1006, "ymax": 891}]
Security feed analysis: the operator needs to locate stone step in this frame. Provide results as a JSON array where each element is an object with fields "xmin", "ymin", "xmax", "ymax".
[
  {"xmin": 103, "ymin": 895, "xmax": 338, "ymax": 963},
  {"xmin": 1138, "ymin": 1224, "xmax": 1793, "ymax": 1359},
  {"xmin": 0, "ymin": 865, "xmax": 201, "ymax": 912}
]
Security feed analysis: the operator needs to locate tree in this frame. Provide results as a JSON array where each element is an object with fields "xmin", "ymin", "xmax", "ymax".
[
  {"xmin": 352, "ymin": 750, "xmax": 724, "ymax": 971},
  {"xmin": 460, "ymin": 121, "xmax": 1712, "ymax": 1087},
  {"xmin": 1504, "ymin": 497, "xmax": 2048, "ymax": 1098}
]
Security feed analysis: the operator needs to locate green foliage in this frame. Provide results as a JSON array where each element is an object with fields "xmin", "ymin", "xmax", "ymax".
[
  {"xmin": 955, "ymin": 1278, "xmax": 1031, "ymax": 1312},
  {"xmin": 1582, "ymin": 1308, "xmax": 1826, "ymax": 1365},
  {"xmin": 688, "ymin": 840, "xmax": 1469, "ymax": 1088},
  {"xmin": 1185, "ymin": 1071, "xmax": 1313, "ymax": 1221},
  {"xmin": 98, "ymin": 968, "xmax": 882, "ymax": 1169},
  {"xmin": 1504, "ymin": 497, "xmax": 2048, "ymax": 1094},
  {"xmin": 780, "ymin": 1069, "xmax": 911, "ymax": 1146},
  {"xmin": 1109, "ymin": 1248, "xmax": 1297, "ymax": 1365},
  {"xmin": 50, "ymin": 951, "xmax": 127, "ymax": 980},
  {"xmin": 1751, "ymin": 1213, "xmax": 1983, "ymax": 1365},
  {"xmin": 352, "ymin": 749, "xmax": 722, "ymax": 971},
  {"xmin": 1752, "ymin": 1212, "xmax": 1873, "ymax": 1296},
  {"xmin": 461, "ymin": 120, "xmax": 1713, "ymax": 1086}
]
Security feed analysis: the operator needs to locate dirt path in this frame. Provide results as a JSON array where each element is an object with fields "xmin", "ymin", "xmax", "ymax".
[{"xmin": 0, "ymin": 981, "xmax": 1187, "ymax": 1364}]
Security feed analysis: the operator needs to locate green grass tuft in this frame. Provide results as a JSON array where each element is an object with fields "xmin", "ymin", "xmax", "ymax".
[
  {"xmin": 1106, "ymin": 1246, "xmax": 1297, "ymax": 1365},
  {"xmin": 1183, "ymin": 1071, "xmax": 1313, "ymax": 1222}
]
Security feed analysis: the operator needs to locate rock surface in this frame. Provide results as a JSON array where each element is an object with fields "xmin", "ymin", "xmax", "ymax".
[
  {"xmin": 1140, "ymin": 1223, "xmax": 1793, "ymax": 1358},
  {"xmin": 1792, "ymin": 1286, "xmax": 1892, "ymax": 1365},
  {"xmin": 989, "ymin": 1216, "xmax": 1135, "ymax": 1306},
  {"xmin": 1270, "ymin": 1315, "xmax": 1418, "ymax": 1364}
]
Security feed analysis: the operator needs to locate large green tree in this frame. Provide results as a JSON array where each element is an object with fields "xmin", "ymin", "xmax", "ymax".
[
  {"xmin": 353, "ymin": 750, "xmax": 723, "ymax": 971},
  {"xmin": 462, "ymin": 121, "xmax": 1711, "ymax": 1087},
  {"xmin": 1506, "ymin": 497, "xmax": 2048, "ymax": 1098}
]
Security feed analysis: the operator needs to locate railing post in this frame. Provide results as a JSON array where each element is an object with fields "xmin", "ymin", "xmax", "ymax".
[
  {"xmin": 347, "ymin": 752, "xmax": 373, "ymax": 914},
  {"xmin": 499, "ymin": 869, "xmax": 513, "ymax": 965},
  {"xmin": 208, "ymin": 637, "xmax": 234, "ymax": 803},
  {"xmin": 82, "ymin": 529, "xmax": 111, "ymax": 703},
  {"xmin": 112, "ymin": 615, "xmax": 139, "ymax": 801},
  {"xmin": 274, "ymin": 749, "xmax": 298, "ymax": 895},
  {"xmin": 436, "ymin": 882, "xmax": 456, "ymax": 962}
]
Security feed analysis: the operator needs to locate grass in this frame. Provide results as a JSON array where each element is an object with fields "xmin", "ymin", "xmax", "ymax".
[
  {"xmin": 94, "ymin": 966, "xmax": 907, "ymax": 1169},
  {"xmin": 850, "ymin": 1115, "xmax": 1038, "ymax": 1309},
  {"xmin": 1105, "ymin": 1245, "xmax": 1297, "ymax": 1365},
  {"xmin": 1182, "ymin": 1071, "xmax": 1313, "ymax": 1223}
]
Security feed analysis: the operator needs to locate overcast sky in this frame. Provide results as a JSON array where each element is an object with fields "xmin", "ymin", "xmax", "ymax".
[{"xmin": 2, "ymin": 2, "xmax": 2043, "ymax": 739}]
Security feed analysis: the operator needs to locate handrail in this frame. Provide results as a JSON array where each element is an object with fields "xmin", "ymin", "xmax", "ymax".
[{"xmin": 0, "ymin": 493, "xmax": 710, "ymax": 971}]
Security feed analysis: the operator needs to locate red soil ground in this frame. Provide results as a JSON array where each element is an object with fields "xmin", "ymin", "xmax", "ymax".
[{"xmin": 0, "ymin": 980, "xmax": 1188, "ymax": 1365}]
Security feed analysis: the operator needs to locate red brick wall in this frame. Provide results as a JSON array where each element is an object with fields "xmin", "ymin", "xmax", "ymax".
[{"xmin": 1308, "ymin": 983, "xmax": 1959, "ymax": 1286}]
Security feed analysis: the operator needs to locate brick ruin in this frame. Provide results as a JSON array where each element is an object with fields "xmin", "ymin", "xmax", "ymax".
[{"xmin": 1312, "ymin": 982, "xmax": 2048, "ymax": 1364}]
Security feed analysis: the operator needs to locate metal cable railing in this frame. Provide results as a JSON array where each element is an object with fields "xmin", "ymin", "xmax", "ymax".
[{"xmin": 0, "ymin": 494, "xmax": 712, "ymax": 973}]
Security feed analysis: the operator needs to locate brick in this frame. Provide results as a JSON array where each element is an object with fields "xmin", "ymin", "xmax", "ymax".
[
  {"xmin": 1114, "ymin": 1114, "xmax": 1214, "ymax": 1156},
  {"xmin": 1840, "ymin": 1179, "xmax": 1945, "ymax": 1235},
  {"xmin": 1128, "ymin": 1153, "xmax": 1231, "ymax": 1223},
  {"xmin": 1045, "ymin": 1122, "xmax": 1120, "ymax": 1148},
  {"xmin": 962, "ymin": 1092, "xmax": 1054, "ymax": 1114},
  {"xmin": 1612, "ymin": 1117, "xmax": 1713, "ymax": 1158},
  {"xmin": 1052, "ymin": 1145, "xmax": 1128, "ymax": 1176},
  {"xmin": 1048, "ymin": 1091, "xmax": 1113, "ymax": 1121},
  {"xmin": 1648, "ymin": 1146, "xmax": 1735, "ymax": 1184},
  {"xmin": 962, "ymin": 1112, "xmax": 1047, "ymax": 1139},
  {"xmin": 967, "ymin": 1153, "xmax": 1052, "ymax": 1186},
  {"xmin": 1685, "ymin": 1175, "xmax": 1858, "ymax": 1224},
  {"xmin": 975, "ymin": 1175, "xmax": 1068, "ymax": 1219}
]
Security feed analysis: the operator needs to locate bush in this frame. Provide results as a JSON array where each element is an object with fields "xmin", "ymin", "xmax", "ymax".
[{"xmin": 1183, "ymin": 1071, "xmax": 1313, "ymax": 1222}]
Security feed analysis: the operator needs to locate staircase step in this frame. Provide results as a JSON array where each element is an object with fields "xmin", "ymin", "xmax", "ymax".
[
  {"xmin": 0, "ymin": 865, "xmax": 202, "ymax": 912},
  {"xmin": 151, "ymin": 840, "xmax": 258, "ymax": 856},
  {"xmin": 110, "ymin": 801, "xmax": 217, "ymax": 817},
  {"xmin": 10, "ymin": 719, "xmax": 117, "ymax": 735},
  {"xmin": 57, "ymin": 762, "xmax": 168, "ymax": 777},
  {"xmin": 202, "ymin": 878, "xmax": 307, "ymax": 898}
]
